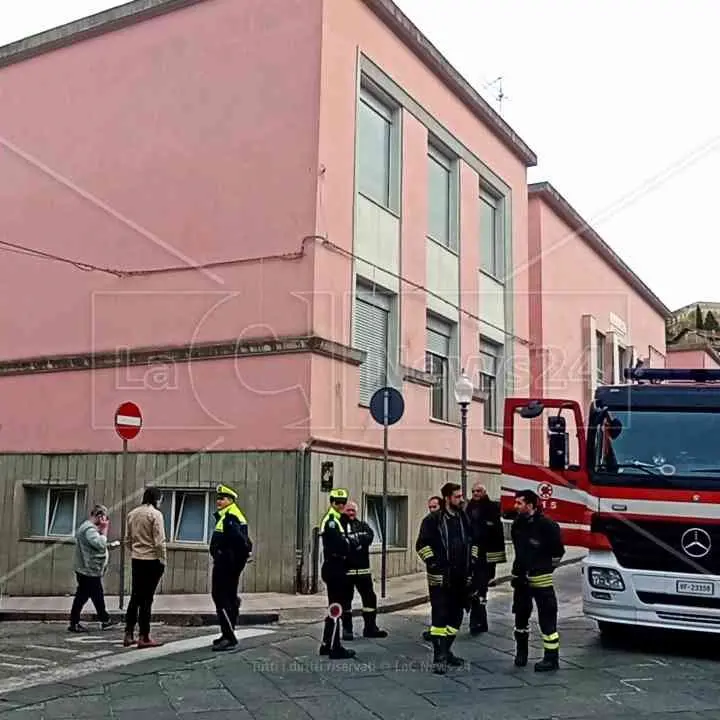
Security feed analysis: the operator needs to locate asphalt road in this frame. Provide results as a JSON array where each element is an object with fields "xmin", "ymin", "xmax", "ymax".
[{"xmin": 2, "ymin": 564, "xmax": 720, "ymax": 718}]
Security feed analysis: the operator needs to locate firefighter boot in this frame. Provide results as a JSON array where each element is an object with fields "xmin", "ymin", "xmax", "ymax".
[
  {"xmin": 469, "ymin": 597, "xmax": 488, "ymax": 635},
  {"xmin": 534, "ymin": 648, "xmax": 559, "ymax": 672},
  {"xmin": 319, "ymin": 617, "xmax": 356, "ymax": 659},
  {"xmin": 431, "ymin": 636, "xmax": 448, "ymax": 675},
  {"xmin": 445, "ymin": 635, "xmax": 464, "ymax": 666},
  {"xmin": 514, "ymin": 630, "xmax": 529, "ymax": 667},
  {"xmin": 342, "ymin": 610, "xmax": 354, "ymax": 641},
  {"xmin": 362, "ymin": 610, "xmax": 388, "ymax": 638}
]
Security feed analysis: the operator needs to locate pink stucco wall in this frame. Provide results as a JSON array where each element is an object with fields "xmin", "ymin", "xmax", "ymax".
[
  {"xmin": 531, "ymin": 195, "xmax": 666, "ymax": 409},
  {"xmin": 667, "ymin": 349, "xmax": 720, "ymax": 370},
  {"xmin": 308, "ymin": 0, "xmax": 531, "ymax": 467},
  {"xmin": 0, "ymin": 0, "xmax": 323, "ymax": 451}
]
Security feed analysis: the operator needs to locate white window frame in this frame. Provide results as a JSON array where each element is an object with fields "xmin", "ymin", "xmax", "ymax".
[
  {"xmin": 364, "ymin": 494, "xmax": 406, "ymax": 549},
  {"xmin": 356, "ymin": 84, "xmax": 401, "ymax": 214},
  {"xmin": 596, "ymin": 331, "xmax": 605, "ymax": 385},
  {"xmin": 26, "ymin": 486, "xmax": 85, "ymax": 538},
  {"xmin": 427, "ymin": 142, "xmax": 458, "ymax": 252},
  {"xmin": 480, "ymin": 189, "xmax": 502, "ymax": 279},
  {"xmin": 425, "ymin": 314, "xmax": 454, "ymax": 421},
  {"xmin": 161, "ymin": 490, "xmax": 211, "ymax": 545},
  {"xmin": 479, "ymin": 337, "xmax": 503, "ymax": 433}
]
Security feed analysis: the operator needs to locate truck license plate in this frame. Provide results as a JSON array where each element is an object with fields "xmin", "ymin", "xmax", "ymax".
[{"xmin": 677, "ymin": 580, "xmax": 714, "ymax": 596}]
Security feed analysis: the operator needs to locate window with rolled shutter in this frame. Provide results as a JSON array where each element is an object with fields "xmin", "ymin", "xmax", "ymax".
[
  {"xmin": 426, "ymin": 325, "xmax": 451, "ymax": 420},
  {"xmin": 354, "ymin": 298, "xmax": 389, "ymax": 405}
]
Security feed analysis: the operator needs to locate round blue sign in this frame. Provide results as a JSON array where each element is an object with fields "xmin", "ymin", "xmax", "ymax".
[{"xmin": 369, "ymin": 387, "xmax": 405, "ymax": 426}]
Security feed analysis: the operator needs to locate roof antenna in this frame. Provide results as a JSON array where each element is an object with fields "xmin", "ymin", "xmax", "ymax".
[{"xmin": 483, "ymin": 76, "xmax": 508, "ymax": 115}]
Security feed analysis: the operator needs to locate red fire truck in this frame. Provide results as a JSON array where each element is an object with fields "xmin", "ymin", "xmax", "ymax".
[{"xmin": 501, "ymin": 366, "xmax": 720, "ymax": 636}]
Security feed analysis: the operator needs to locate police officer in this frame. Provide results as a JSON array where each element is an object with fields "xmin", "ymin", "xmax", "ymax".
[
  {"xmin": 209, "ymin": 484, "xmax": 252, "ymax": 651},
  {"xmin": 465, "ymin": 482, "xmax": 506, "ymax": 635},
  {"xmin": 318, "ymin": 488, "xmax": 355, "ymax": 659},
  {"xmin": 415, "ymin": 482, "xmax": 477, "ymax": 674},
  {"xmin": 510, "ymin": 489, "xmax": 565, "ymax": 671},
  {"xmin": 340, "ymin": 501, "xmax": 387, "ymax": 640}
]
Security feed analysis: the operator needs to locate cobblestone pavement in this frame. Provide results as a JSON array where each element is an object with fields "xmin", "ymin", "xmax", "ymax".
[{"xmin": 2, "ymin": 564, "xmax": 720, "ymax": 718}]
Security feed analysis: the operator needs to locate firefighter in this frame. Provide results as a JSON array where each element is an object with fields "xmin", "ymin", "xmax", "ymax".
[
  {"xmin": 340, "ymin": 501, "xmax": 387, "ymax": 640},
  {"xmin": 209, "ymin": 484, "xmax": 253, "ymax": 651},
  {"xmin": 465, "ymin": 482, "xmax": 506, "ymax": 635},
  {"xmin": 510, "ymin": 489, "xmax": 565, "ymax": 672},
  {"xmin": 415, "ymin": 482, "xmax": 477, "ymax": 674},
  {"xmin": 318, "ymin": 488, "xmax": 355, "ymax": 659}
]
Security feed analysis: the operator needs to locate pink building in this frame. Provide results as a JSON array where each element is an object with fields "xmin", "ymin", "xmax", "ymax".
[
  {"xmin": 0, "ymin": 0, "xmax": 667, "ymax": 597},
  {"xmin": 525, "ymin": 182, "xmax": 669, "ymax": 463},
  {"xmin": 666, "ymin": 330, "xmax": 720, "ymax": 369}
]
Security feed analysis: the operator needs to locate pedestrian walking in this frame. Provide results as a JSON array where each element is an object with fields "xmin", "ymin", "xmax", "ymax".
[
  {"xmin": 318, "ymin": 488, "xmax": 355, "ymax": 659},
  {"xmin": 416, "ymin": 482, "xmax": 477, "ymax": 674},
  {"xmin": 68, "ymin": 504, "xmax": 115, "ymax": 632},
  {"xmin": 210, "ymin": 484, "xmax": 253, "ymax": 651},
  {"xmin": 340, "ymin": 501, "xmax": 387, "ymax": 640},
  {"xmin": 510, "ymin": 489, "xmax": 565, "ymax": 672},
  {"xmin": 465, "ymin": 482, "xmax": 506, "ymax": 634},
  {"xmin": 124, "ymin": 487, "xmax": 166, "ymax": 648}
]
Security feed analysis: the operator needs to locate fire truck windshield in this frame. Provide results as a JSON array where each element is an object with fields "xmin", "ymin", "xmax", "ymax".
[{"xmin": 592, "ymin": 409, "xmax": 720, "ymax": 487}]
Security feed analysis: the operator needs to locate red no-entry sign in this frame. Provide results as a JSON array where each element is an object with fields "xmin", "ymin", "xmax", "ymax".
[{"xmin": 114, "ymin": 402, "xmax": 142, "ymax": 441}]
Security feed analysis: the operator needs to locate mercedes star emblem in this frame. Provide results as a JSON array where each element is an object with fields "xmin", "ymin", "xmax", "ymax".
[{"xmin": 680, "ymin": 528, "xmax": 712, "ymax": 559}]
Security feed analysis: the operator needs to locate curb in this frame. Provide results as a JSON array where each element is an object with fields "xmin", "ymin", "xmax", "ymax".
[
  {"xmin": 0, "ymin": 611, "xmax": 280, "ymax": 626},
  {"xmin": 376, "ymin": 553, "xmax": 585, "ymax": 615}
]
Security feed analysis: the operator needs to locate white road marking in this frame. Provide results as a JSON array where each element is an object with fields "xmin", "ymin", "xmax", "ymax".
[
  {"xmin": 76, "ymin": 651, "xmax": 114, "ymax": 660},
  {"xmin": 0, "ymin": 628, "xmax": 274, "ymax": 696},
  {"xmin": 0, "ymin": 653, "xmax": 55, "ymax": 666},
  {"xmin": 24, "ymin": 645, "xmax": 78, "ymax": 655},
  {"xmin": 65, "ymin": 636, "xmax": 116, "ymax": 644},
  {"xmin": 0, "ymin": 662, "xmax": 47, "ymax": 670},
  {"xmin": 620, "ymin": 677, "xmax": 653, "ymax": 693}
]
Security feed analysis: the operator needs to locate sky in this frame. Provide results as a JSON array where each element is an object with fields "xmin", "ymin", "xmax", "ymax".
[{"xmin": 2, "ymin": 0, "xmax": 719, "ymax": 312}]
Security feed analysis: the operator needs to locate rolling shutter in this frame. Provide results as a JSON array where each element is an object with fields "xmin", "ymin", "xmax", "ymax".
[{"xmin": 354, "ymin": 298, "xmax": 389, "ymax": 405}]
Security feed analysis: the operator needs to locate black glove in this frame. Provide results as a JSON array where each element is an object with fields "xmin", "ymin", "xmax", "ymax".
[{"xmin": 510, "ymin": 575, "xmax": 527, "ymax": 589}]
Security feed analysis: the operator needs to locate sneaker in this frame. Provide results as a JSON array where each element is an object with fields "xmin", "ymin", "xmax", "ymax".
[
  {"xmin": 137, "ymin": 637, "xmax": 163, "ymax": 648},
  {"xmin": 212, "ymin": 637, "xmax": 238, "ymax": 652},
  {"xmin": 68, "ymin": 624, "xmax": 89, "ymax": 633}
]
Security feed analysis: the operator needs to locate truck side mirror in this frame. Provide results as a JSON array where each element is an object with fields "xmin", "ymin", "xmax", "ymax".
[
  {"xmin": 518, "ymin": 400, "xmax": 544, "ymax": 419},
  {"xmin": 548, "ymin": 415, "xmax": 568, "ymax": 470}
]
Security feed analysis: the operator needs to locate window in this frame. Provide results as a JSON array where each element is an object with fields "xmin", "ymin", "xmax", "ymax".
[
  {"xmin": 354, "ymin": 285, "xmax": 391, "ymax": 406},
  {"xmin": 617, "ymin": 345, "xmax": 628, "ymax": 383},
  {"xmin": 425, "ymin": 315, "xmax": 453, "ymax": 421},
  {"xmin": 357, "ymin": 90, "xmax": 393, "ymax": 209},
  {"xmin": 479, "ymin": 339, "xmax": 502, "ymax": 432},
  {"xmin": 160, "ymin": 490, "xmax": 211, "ymax": 544},
  {"xmin": 428, "ymin": 146, "xmax": 452, "ymax": 248},
  {"xmin": 26, "ymin": 486, "xmax": 86, "ymax": 538},
  {"xmin": 596, "ymin": 331, "xmax": 605, "ymax": 384},
  {"xmin": 480, "ymin": 191, "xmax": 500, "ymax": 277},
  {"xmin": 364, "ymin": 494, "xmax": 407, "ymax": 548}
]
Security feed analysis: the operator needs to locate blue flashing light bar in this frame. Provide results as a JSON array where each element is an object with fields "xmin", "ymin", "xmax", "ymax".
[{"xmin": 624, "ymin": 367, "xmax": 720, "ymax": 383}]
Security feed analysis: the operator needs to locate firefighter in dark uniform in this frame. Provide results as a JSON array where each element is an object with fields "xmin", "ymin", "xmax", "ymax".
[
  {"xmin": 415, "ymin": 482, "xmax": 477, "ymax": 674},
  {"xmin": 209, "ymin": 484, "xmax": 253, "ymax": 651},
  {"xmin": 510, "ymin": 489, "xmax": 565, "ymax": 672},
  {"xmin": 318, "ymin": 488, "xmax": 355, "ymax": 659},
  {"xmin": 465, "ymin": 482, "xmax": 506, "ymax": 635},
  {"xmin": 340, "ymin": 501, "xmax": 388, "ymax": 640}
]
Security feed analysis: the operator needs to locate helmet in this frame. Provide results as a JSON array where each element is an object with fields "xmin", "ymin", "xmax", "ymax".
[
  {"xmin": 329, "ymin": 488, "xmax": 348, "ymax": 503},
  {"xmin": 216, "ymin": 484, "xmax": 238, "ymax": 501}
]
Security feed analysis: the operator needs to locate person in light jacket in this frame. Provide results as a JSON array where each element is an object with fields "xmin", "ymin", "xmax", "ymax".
[
  {"xmin": 68, "ymin": 504, "xmax": 114, "ymax": 632},
  {"xmin": 124, "ymin": 487, "xmax": 167, "ymax": 648}
]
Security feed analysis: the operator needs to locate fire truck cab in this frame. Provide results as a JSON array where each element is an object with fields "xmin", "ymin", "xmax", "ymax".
[{"xmin": 501, "ymin": 366, "xmax": 720, "ymax": 636}]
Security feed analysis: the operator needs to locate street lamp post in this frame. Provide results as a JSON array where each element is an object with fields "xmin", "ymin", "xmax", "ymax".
[{"xmin": 454, "ymin": 370, "xmax": 474, "ymax": 497}]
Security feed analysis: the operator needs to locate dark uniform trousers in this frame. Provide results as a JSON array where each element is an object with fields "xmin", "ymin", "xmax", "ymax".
[
  {"xmin": 212, "ymin": 561, "xmax": 244, "ymax": 638},
  {"xmin": 321, "ymin": 559, "xmax": 349, "ymax": 648},
  {"xmin": 428, "ymin": 571, "xmax": 467, "ymax": 642},
  {"xmin": 342, "ymin": 569, "xmax": 376, "ymax": 632},
  {"xmin": 512, "ymin": 572, "xmax": 559, "ymax": 658}
]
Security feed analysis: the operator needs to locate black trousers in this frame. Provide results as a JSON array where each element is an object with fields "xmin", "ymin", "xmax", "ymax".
[
  {"xmin": 321, "ymin": 561, "xmax": 349, "ymax": 648},
  {"xmin": 512, "ymin": 578, "xmax": 559, "ymax": 652},
  {"xmin": 125, "ymin": 559, "xmax": 164, "ymax": 638},
  {"xmin": 342, "ymin": 571, "xmax": 378, "ymax": 630},
  {"xmin": 469, "ymin": 560, "xmax": 490, "ymax": 628},
  {"xmin": 212, "ymin": 562, "xmax": 244, "ymax": 639},
  {"xmin": 70, "ymin": 573, "xmax": 109, "ymax": 625},
  {"xmin": 428, "ymin": 573, "xmax": 467, "ymax": 639}
]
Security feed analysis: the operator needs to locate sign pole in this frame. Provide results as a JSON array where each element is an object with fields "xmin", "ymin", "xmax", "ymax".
[
  {"xmin": 119, "ymin": 438, "xmax": 128, "ymax": 611},
  {"xmin": 381, "ymin": 389, "xmax": 389, "ymax": 599},
  {"xmin": 114, "ymin": 401, "xmax": 143, "ymax": 613}
]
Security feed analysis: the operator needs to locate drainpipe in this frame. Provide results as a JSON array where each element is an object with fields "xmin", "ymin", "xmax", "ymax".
[{"xmin": 295, "ymin": 439, "xmax": 315, "ymax": 594}]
